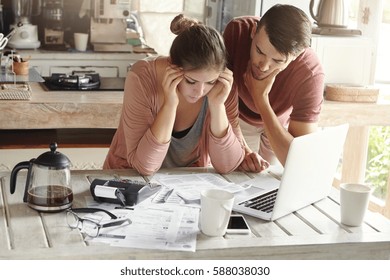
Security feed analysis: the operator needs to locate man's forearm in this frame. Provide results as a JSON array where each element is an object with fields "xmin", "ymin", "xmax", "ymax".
[{"xmin": 255, "ymin": 100, "xmax": 293, "ymax": 166}]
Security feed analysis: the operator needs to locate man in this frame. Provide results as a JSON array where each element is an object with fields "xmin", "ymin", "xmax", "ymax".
[{"xmin": 223, "ymin": 4, "xmax": 324, "ymax": 172}]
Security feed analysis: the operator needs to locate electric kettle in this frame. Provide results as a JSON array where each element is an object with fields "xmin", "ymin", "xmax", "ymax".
[
  {"xmin": 309, "ymin": 0, "xmax": 348, "ymax": 28},
  {"xmin": 10, "ymin": 143, "xmax": 73, "ymax": 212}
]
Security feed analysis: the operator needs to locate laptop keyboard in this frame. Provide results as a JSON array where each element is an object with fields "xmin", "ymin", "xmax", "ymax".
[{"xmin": 238, "ymin": 189, "xmax": 278, "ymax": 213}]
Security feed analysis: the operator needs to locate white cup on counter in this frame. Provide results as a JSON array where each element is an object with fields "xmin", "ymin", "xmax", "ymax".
[{"xmin": 74, "ymin": 33, "xmax": 89, "ymax": 52}]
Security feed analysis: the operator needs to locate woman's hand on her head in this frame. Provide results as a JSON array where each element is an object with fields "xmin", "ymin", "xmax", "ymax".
[
  {"xmin": 162, "ymin": 65, "xmax": 183, "ymax": 107},
  {"xmin": 207, "ymin": 68, "xmax": 234, "ymax": 107}
]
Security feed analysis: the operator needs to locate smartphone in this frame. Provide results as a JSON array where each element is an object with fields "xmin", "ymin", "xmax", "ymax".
[{"xmin": 226, "ymin": 214, "xmax": 251, "ymax": 234}]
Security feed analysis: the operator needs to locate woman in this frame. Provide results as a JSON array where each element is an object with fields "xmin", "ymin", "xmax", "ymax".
[{"xmin": 103, "ymin": 14, "xmax": 245, "ymax": 175}]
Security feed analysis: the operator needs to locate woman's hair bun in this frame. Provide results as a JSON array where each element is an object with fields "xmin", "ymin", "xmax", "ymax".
[{"xmin": 170, "ymin": 14, "xmax": 199, "ymax": 35}]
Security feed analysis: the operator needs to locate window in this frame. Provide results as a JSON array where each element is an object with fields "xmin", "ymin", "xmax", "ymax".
[{"xmin": 375, "ymin": 0, "xmax": 390, "ymax": 85}]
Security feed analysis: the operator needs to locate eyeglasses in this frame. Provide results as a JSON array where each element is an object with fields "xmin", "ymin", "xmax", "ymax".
[{"xmin": 66, "ymin": 207, "xmax": 131, "ymax": 238}]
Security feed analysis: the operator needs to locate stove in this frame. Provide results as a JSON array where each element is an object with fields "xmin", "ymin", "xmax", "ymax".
[
  {"xmin": 44, "ymin": 72, "xmax": 100, "ymax": 90},
  {"xmin": 42, "ymin": 71, "xmax": 125, "ymax": 91}
]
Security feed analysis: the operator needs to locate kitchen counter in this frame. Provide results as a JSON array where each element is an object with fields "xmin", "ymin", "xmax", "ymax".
[
  {"xmin": 0, "ymin": 81, "xmax": 122, "ymax": 170},
  {"xmin": 1, "ymin": 82, "xmax": 390, "ymax": 130},
  {"xmin": 0, "ymin": 82, "xmax": 123, "ymax": 129}
]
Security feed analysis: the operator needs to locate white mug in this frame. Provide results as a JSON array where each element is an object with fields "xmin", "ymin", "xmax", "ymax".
[
  {"xmin": 74, "ymin": 33, "xmax": 89, "ymax": 52},
  {"xmin": 200, "ymin": 189, "xmax": 234, "ymax": 237},
  {"xmin": 340, "ymin": 183, "xmax": 372, "ymax": 227}
]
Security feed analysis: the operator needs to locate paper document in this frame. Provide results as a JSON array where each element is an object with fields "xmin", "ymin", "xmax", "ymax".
[
  {"xmin": 88, "ymin": 205, "xmax": 199, "ymax": 252},
  {"xmin": 148, "ymin": 173, "xmax": 245, "ymax": 206},
  {"xmin": 83, "ymin": 172, "xmax": 245, "ymax": 252}
]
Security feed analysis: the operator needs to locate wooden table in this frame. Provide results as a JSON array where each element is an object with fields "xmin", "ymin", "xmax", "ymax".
[{"xmin": 1, "ymin": 167, "xmax": 390, "ymax": 260}]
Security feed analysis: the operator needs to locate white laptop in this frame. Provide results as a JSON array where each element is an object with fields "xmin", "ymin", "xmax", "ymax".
[{"xmin": 233, "ymin": 124, "xmax": 349, "ymax": 221}]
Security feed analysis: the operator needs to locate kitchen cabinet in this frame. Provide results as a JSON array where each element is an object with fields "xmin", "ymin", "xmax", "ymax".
[
  {"xmin": 311, "ymin": 35, "xmax": 374, "ymax": 85},
  {"xmin": 16, "ymin": 50, "xmax": 149, "ymax": 77}
]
